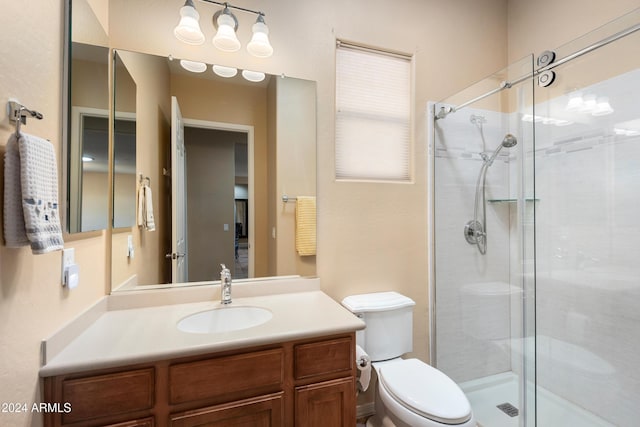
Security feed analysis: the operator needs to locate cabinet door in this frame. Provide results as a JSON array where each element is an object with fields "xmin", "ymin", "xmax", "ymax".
[
  {"xmin": 295, "ymin": 377, "xmax": 355, "ymax": 427},
  {"xmin": 170, "ymin": 392, "xmax": 283, "ymax": 427}
]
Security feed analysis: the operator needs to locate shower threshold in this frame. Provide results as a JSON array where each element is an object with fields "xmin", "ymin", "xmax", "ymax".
[{"xmin": 460, "ymin": 372, "xmax": 613, "ymax": 427}]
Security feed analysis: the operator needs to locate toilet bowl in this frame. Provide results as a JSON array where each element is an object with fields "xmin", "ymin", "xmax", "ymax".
[
  {"xmin": 368, "ymin": 359, "xmax": 475, "ymax": 427},
  {"xmin": 341, "ymin": 292, "xmax": 476, "ymax": 427}
]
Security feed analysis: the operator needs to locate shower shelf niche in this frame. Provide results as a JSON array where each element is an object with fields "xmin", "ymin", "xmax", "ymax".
[{"xmin": 488, "ymin": 198, "xmax": 539, "ymax": 203}]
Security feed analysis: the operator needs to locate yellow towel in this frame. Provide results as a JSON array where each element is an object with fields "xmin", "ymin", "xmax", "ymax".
[{"xmin": 295, "ymin": 196, "xmax": 316, "ymax": 256}]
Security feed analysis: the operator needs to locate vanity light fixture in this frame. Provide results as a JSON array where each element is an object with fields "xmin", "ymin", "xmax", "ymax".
[
  {"xmin": 212, "ymin": 64, "xmax": 238, "ymax": 78},
  {"xmin": 174, "ymin": 1, "xmax": 273, "ymax": 58},
  {"xmin": 180, "ymin": 59, "xmax": 208, "ymax": 73}
]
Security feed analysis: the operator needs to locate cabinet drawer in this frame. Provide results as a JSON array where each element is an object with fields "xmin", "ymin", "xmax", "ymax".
[
  {"xmin": 169, "ymin": 348, "xmax": 284, "ymax": 404},
  {"xmin": 107, "ymin": 417, "xmax": 155, "ymax": 427},
  {"xmin": 61, "ymin": 368, "xmax": 154, "ymax": 425},
  {"xmin": 170, "ymin": 392, "xmax": 283, "ymax": 427},
  {"xmin": 294, "ymin": 337, "xmax": 353, "ymax": 380}
]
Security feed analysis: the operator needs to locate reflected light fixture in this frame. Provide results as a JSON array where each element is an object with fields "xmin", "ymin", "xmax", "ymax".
[
  {"xmin": 241, "ymin": 70, "xmax": 265, "ymax": 82},
  {"xmin": 173, "ymin": 0, "xmax": 205, "ymax": 45},
  {"xmin": 565, "ymin": 91, "xmax": 583, "ymax": 112},
  {"xmin": 82, "ymin": 156, "xmax": 94, "ymax": 162},
  {"xmin": 212, "ymin": 64, "xmax": 238, "ymax": 78},
  {"xmin": 565, "ymin": 91, "xmax": 614, "ymax": 116},
  {"xmin": 180, "ymin": 59, "xmax": 207, "ymax": 73},
  {"xmin": 173, "ymin": 1, "xmax": 273, "ymax": 58},
  {"xmin": 591, "ymin": 96, "xmax": 614, "ymax": 116}
]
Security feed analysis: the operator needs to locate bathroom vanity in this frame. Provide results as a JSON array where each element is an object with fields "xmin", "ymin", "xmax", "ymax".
[{"xmin": 39, "ymin": 278, "xmax": 364, "ymax": 427}]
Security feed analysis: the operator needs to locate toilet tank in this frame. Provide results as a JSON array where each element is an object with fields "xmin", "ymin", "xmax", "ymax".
[{"xmin": 341, "ymin": 292, "xmax": 415, "ymax": 362}]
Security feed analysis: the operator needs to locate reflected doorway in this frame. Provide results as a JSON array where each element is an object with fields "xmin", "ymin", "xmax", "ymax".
[{"xmin": 183, "ymin": 124, "xmax": 251, "ymax": 281}]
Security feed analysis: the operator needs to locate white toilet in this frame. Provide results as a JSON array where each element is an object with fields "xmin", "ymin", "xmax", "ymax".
[{"xmin": 342, "ymin": 292, "xmax": 476, "ymax": 427}]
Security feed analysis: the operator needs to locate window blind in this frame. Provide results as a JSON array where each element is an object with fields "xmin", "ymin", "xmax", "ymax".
[{"xmin": 335, "ymin": 43, "xmax": 411, "ymax": 181}]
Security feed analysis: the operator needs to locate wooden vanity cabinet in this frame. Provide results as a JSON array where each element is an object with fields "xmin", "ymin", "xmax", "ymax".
[{"xmin": 42, "ymin": 333, "xmax": 356, "ymax": 427}]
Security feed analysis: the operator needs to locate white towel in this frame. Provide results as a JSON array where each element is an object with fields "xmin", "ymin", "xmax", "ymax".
[
  {"xmin": 3, "ymin": 133, "xmax": 64, "ymax": 254},
  {"xmin": 137, "ymin": 182, "xmax": 155, "ymax": 231}
]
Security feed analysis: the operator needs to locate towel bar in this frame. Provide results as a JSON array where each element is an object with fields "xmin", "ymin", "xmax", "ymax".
[{"xmin": 7, "ymin": 99, "xmax": 43, "ymax": 135}]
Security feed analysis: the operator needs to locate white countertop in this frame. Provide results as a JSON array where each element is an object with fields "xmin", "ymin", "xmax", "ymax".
[{"xmin": 40, "ymin": 287, "xmax": 365, "ymax": 377}]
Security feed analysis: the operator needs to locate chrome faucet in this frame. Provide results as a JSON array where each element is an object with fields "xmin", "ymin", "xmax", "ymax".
[{"xmin": 220, "ymin": 264, "xmax": 232, "ymax": 304}]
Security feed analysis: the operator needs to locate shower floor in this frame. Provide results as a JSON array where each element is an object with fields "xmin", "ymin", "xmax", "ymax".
[{"xmin": 460, "ymin": 372, "xmax": 613, "ymax": 427}]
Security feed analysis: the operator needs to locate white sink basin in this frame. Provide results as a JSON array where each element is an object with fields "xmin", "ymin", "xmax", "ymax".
[{"xmin": 177, "ymin": 306, "xmax": 272, "ymax": 334}]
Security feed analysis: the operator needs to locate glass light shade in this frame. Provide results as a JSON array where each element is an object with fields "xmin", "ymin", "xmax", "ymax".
[
  {"xmin": 174, "ymin": 5, "xmax": 205, "ymax": 45},
  {"xmin": 212, "ymin": 65, "xmax": 238, "ymax": 78},
  {"xmin": 247, "ymin": 21, "xmax": 273, "ymax": 58},
  {"xmin": 242, "ymin": 70, "xmax": 266, "ymax": 82},
  {"xmin": 213, "ymin": 14, "xmax": 241, "ymax": 52},
  {"xmin": 591, "ymin": 96, "xmax": 614, "ymax": 116},
  {"xmin": 565, "ymin": 92, "xmax": 583, "ymax": 112},
  {"xmin": 180, "ymin": 60, "xmax": 207, "ymax": 73}
]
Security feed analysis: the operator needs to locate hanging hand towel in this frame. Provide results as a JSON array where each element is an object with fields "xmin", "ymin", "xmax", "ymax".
[
  {"xmin": 137, "ymin": 182, "xmax": 155, "ymax": 231},
  {"xmin": 4, "ymin": 134, "xmax": 29, "ymax": 247},
  {"xmin": 295, "ymin": 196, "xmax": 316, "ymax": 256},
  {"xmin": 3, "ymin": 133, "xmax": 64, "ymax": 254}
]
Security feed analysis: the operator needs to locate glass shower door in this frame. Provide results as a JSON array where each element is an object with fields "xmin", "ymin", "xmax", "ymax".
[
  {"xmin": 430, "ymin": 54, "xmax": 536, "ymax": 427},
  {"xmin": 531, "ymin": 9, "xmax": 640, "ymax": 427}
]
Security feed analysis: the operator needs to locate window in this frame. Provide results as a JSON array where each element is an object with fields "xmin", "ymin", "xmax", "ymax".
[{"xmin": 335, "ymin": 42, "xmax": 412, "ymax": 181}]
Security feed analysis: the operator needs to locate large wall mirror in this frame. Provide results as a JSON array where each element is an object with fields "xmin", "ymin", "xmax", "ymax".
[{"xmin": 64, "ymin": 0, "xmax": 317, "ymax": 292}]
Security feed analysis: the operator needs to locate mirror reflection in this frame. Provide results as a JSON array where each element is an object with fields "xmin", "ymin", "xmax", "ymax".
[
  {"xmin": 112, "ymin": 52, "xmax": 137, "ymax": 228},
  {"xmin": 110, "ymin": 50, "xmax": 317, "ymax": 292},
  {"xmin": 68, "ymin": 43, "xmax": 110, "ymax": 232}
]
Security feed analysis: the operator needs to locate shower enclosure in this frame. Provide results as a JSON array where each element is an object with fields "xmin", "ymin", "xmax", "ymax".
[{"xmin": 430, "ymin": 9, "xmax": 640, "ymax": 427}]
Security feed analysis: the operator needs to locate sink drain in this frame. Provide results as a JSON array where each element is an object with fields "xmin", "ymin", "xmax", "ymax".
[{"xmin": 497, "ymin": 402, "xmax": 519, "ymax": 417}]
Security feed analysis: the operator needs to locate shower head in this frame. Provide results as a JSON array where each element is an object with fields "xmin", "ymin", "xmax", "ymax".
[
  {"xmin": 502, "ymin": 133, "xmax": 517, "ymax": 148},
  {"xmin": 486, "ymin": 134, "xmax": 518, "ymax": 164}
]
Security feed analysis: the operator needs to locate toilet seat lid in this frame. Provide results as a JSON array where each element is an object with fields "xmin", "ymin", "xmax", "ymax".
[{"xmin": 378, "ymin": 359, "xmax": 472, "ymax": 424}]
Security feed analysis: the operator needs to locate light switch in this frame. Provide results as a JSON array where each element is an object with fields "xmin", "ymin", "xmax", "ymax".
[
  {"xmin": 61, "ymin": 248, "xmax": 79, "ymax": 288},
  {"xmin": 223, "ymin": 223, "xmax": 229, "ymax": 232}
]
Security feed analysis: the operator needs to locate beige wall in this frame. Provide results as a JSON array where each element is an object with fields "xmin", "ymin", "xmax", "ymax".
[
  {"xmin": 0, "ymin": 2, "xmax": 110, "ymax": 427},
  {"xmin": 2, "ymin": 1, "xmax": 638, "ymax": 426},
  {"xmin": 508, "ymin": 0, "xmax": 640, "ymax": 62}
]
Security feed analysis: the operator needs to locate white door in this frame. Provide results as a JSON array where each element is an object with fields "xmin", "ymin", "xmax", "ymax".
[{"xmin": 171, "ymin": 96, "xmax": 188, "ymax": 283}]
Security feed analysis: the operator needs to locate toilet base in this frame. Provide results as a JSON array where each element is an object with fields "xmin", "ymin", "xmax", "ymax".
[{"xmin": 368, "ymin": 380, "xmax": 477, "ymax": 427}]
